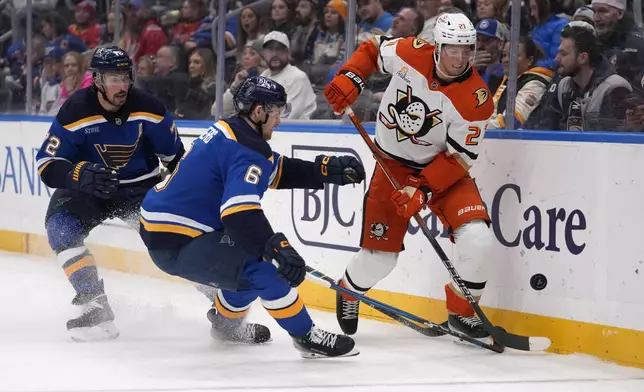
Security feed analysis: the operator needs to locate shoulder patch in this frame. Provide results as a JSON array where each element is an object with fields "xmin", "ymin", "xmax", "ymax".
[
  {"xmin": 443, "ymin": 74, "xmax": 494, "ymax": 122},
  {"xmin": 395, "ymin": 37, "xmax": 435, "ymax": 79},
  {"xmin": 473, "ymin": 88, "xmax": 490, "ymax": 108}
]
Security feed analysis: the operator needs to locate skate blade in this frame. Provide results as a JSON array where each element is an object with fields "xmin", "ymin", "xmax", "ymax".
[
  {"xmin": 299, "ymin": 348, "xmax": 360, "ymax": 359},
  {"xmin": 69, "ymin": 321, "xmax": 119, "ymax": 342},
  {"xmin": 210, "ymin": 328, "xmax": 273, "ymax": 345}
]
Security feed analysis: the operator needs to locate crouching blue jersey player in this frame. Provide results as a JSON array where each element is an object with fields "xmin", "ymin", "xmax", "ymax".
[{"xmin": 139, "ymin": 76, "xmax": 365, "ymax": 358}]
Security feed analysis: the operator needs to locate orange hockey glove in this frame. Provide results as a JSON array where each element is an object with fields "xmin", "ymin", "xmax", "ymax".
[
  {"xmin": 324, "ymin": 68, "xmax": 366, "ymax": 115},
  {"xmin": 390, "ymin": 175, "xmax": 432, "ymax": 219},
  {"xmin": 419, "ymin": 152, "xmax": 469, "ymax": 195}
]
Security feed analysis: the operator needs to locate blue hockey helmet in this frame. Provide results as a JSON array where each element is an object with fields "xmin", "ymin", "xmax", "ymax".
[
  {"xmin": 233, "ymin": 76, "xmax": 290, "ymax": 117},
  {"xmin": 90, "ymin": 46, "xmax": 134, "ymax": 80}
]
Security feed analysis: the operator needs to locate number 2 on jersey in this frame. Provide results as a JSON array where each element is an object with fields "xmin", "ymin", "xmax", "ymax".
[{"xmin": 465, "ymin": 126, "xmax": 481, "ymax": 146}]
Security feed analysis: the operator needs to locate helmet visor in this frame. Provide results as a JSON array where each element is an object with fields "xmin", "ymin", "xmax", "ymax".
[{"xmin": 265, "ymin": 102, "xmax": 291, "ymax": 118}]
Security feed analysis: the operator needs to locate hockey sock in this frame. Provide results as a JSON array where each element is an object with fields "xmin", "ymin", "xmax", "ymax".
[
  {"xmin": 444, "ymin": 282, "xmax": 485, "ymax": 316},
  {"xmin": 58, "ymin": 246, "xmax": 104, "ymax": 295},
  {"xmin": 261, "ymin": 286, "xmax": 313, "ymax": 338},
  {"xmin": 216, "ymin": 289, "xmax": 253, "ymax": 319}
]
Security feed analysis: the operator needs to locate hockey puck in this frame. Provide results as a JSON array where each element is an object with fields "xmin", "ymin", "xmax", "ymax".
[{"xmin": 530, "ymin": 274, "xmax": 547, "ymax": 291}]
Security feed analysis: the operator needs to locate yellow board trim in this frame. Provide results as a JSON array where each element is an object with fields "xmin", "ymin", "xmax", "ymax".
[{"xmin": 1, "ymin": 229, "xmax": 643, "ymax": 369}]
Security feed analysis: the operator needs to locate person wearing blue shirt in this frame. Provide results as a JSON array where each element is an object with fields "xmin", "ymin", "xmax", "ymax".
[
  {"xmin": 36, "ymin": 47, "xmax": 184, "ymax": 342},
  {"xmin": 139, "ymin": 76, "xmax": 366, "ymax": 358}
]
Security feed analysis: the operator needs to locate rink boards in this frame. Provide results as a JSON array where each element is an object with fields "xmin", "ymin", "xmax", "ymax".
[{"xmin": 0, "ymin": 116, "xmax": 642, "ymax": 368}]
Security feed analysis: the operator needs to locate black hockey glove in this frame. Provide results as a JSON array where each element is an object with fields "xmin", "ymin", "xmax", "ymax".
[
  {"xmin": 66, "ymin": 162, "xmax": 118, "ymax": 199},
  {"xmin": 263, "ymin": 232, "xmax": 306, "ymax": 287},
  {"xmin": 314, "ymin": 155, "xmax": 366, "ymax": 185}
]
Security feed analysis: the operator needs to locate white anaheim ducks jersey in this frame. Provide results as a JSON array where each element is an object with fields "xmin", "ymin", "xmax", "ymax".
[{"xmin": 371, "ymin": 36, "xmax": 494, "ymax": 169}]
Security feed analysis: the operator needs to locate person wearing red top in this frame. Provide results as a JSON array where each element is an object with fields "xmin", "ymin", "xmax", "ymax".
[
  {"xmin": 171, "ymin": 0, "xmax": 208, "ymax": 48},
  {"xmin": 120, "ymin": 0, "xmax": 168, "ymax": 63},
  {"xmin": 69, "ymin": 0, "xmax": 102, "ymax": 49}
]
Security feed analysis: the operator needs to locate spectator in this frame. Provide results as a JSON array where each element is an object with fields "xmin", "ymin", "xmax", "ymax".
[
  {"xmin": 389, "ymin": 6, "xmax": 424, "ymax": 37},
  {"xmin": 269, "ymin": 0, "xmax": 297, "ymax": 37},
  {"xmin": 525, "ymin": 23, "xmax": 632, "ymax": 131},
  {"xmin": 53, "ymin": 51, "xmax": 93, "ymax": 113},
  {"xmin": 137, "ymin": 55, "xmax": 155, "ymax": 76},
  {"xmin": 215, "ymin": 40, "xmax": 266, "ymax": 117},
  {"xmin": 417, "ymin": 0, "xmax": 441, "ymax": 43},
  {"xmin": 527, "ymin": 0, "xmax": 569, "ymax": 70},
  {"xmin": 170, "ymin": 0, "xmax": 209, "ymax": 50},
  {"xmin": 175, "ymin": 48, "xmax": 217, "ymax": 120},
  {"xmin": 357, "ymin": 0, "xmax": 394, "ymax": 43},
  {"xmin": 592, "ymin": 0, "xmax": 644, "ymax": 88},
  {"xmin": 291, "ymin": 0, "xmax": 320, "ymax": 66},
  {"xmin": 41, "ymin": 12, "xmax": 87, "ymax": 54},
  {"xmin": 572, "ymin": 6, "xmax": 595, "ymax": 25},
  {"xmin": 39, "ymin": 45, "xmax": 63, "ymax": 115},
  {"xmin": 475, "ymin": 0, "xmax": 496, "ymax": 20},
  {"xmin": 488, "ymin": 37, "xmax": 554, "ymax": 129},
  {"xmin": 69, "ymin": 0, "xmax": 102, "ymax": 49},
  {"xmin": 120, "ymin": 0, "xmax": 168, "ymax": 63},
  {"xmin": 235, "ymin": 5, "xmax": 267, "ymax": 58},
  {"xmin": 137, "ymin": 45, "xmax": 188, "ymax": 113},
  {"xmin": 221, "ymin": 31, "xmax": 316, "ymax": 119},
  {"xmin": 474, "ymin": 19, "xmax": 508, "ymax": 86},
  {"xmin": 308, "ymin": 0, "xmax": 347, "ymax": 86},
  {"xmin": 100, "ymin": 10, "xmax": 126, "ymax": 46}
]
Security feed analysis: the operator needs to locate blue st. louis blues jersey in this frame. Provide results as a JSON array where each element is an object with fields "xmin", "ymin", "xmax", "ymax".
[
  {"xmin": 36, "ymin": 87, "xmax": 183, "ymax": 190},
  {"xmin": 140, "ymin": 116, "xmax": 287, "ymax": 249}
]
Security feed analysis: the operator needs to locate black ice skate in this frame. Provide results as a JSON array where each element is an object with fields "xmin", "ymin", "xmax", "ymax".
[
  {"xmin": 292, "ymin": 325, "xmax": 359, "ymax": 359},
  {"xmin": 206, "ymin": 308, "xmax": 271, "ymax": 344},
  {"xmin": 448, "ymin": 314, "xmax": 491, "ymax": 341},
  {"xmin": 67, "ymin": 293, "xmax": 119, "ymax": 342},
  {"xmin": 336, "ymin": 281, "xmax": 360, "ymax": 335}
]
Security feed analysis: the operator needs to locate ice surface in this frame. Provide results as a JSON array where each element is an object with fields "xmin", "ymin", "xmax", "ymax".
[{"xmin": 0, "ymin": 251, "xmax": 642, "ymax": 392}]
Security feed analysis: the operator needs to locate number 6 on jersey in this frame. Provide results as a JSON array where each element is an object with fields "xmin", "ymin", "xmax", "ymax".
[{"xmin": 244, "ymin": 165, "xmax": 262, "ymax": 184}]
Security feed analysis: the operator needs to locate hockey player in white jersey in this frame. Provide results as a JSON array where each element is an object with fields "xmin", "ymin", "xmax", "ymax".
[{"xmin": 324, "ymin": 13, "xmax": 495, "ymax": 341}]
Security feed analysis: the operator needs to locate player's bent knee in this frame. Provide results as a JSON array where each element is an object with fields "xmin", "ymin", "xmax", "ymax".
[
  {"xmin": 46, "ymin": 213, "xmax": 85, "ymax": 253},
  {"xmin": 452, "ymin": 220, "xmax": 493, "ymax": 284},
  {"xmin": 345, "ymin": 248, "xmax": 399, "ymax": 291}
]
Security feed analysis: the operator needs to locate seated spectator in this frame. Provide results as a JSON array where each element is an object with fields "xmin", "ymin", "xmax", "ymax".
[
  {"xmin": 217, "ymin": 31, "xmax": 315, "ymax": 119},
  {"xmin": 137, "ymin": 55, "xmax": 155, "ymax": 76},
  {"xmin": 291, "ymin": 0, "xmax": 320, "ymax": 67},
  {"xmin": 39, "ymin": 45, "xmax": 63, "ymax": 115},
  {"xmin": 69, "ymin": 0, "xmax": 102, "ymax": 49},
  {"xmin": 488, "ymin": 37, "xmax": 554, "ymax": 129},
  {"xmin": 308, "ymin": 0, "xmax": 347, "ymax": 86},
  {"xmin": 572, "ymin": 6, "xmax": 594, "ymax": 25},
  {"xmin": 234, "ymin": 5, "xmax": 267, "ymax": 59},
  {"xmin": 41, "ymin": 11, "xmax": 88, "ymax": 54},
  {"xmin": 53, "ymin": 51, "xmax": 93, "ymax": 113},
  {"xmin": 357, "ymin": 0, "xmax": 394, "ymax": 43},
  {"xmin": 170, "ymin": 0, "xmax": 208, "ymax": 50},
  {"xmin": 175, "ymin": 48, "xmax": 217, "ymax": 120},
  {"xmin": 525, "ymin": 23, "xmax": 632, "ymax": 131},
  {"xmin": 592, "ymin": 0, "xmax": 644, "ymax": 88},
  {"xmin": 269, "ymin": 0, "xmax": 297, "ymax": 37},
  {"xmin": 417, "ymin": 0, "xmax": 441, "ymax": 43},
  {"xmin": 214, "ymin": 40, "xmax": 266, "ymax": 118},
  {"xmin": 474, "ymin": 19, "xmax": 508, "ymax": 86},
  {"xmin": 528, "ymin": 0, "xmax": 568, "ymax": 70},
  {"xmin": 100, "ymin": 10, "xmax": 126, "ymax": 46},
  {"xmin": 119, "ymin": 0, "xmax": 168, "ymax": 63},
  {"xmin": 137, "ymin": 45, "xmax": 188, "ymax": 113}
]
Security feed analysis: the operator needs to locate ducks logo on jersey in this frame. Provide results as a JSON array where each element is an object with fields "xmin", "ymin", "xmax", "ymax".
[{"xmin": 378, "ymin": 85, "xmax": 442, "ymax": 146}]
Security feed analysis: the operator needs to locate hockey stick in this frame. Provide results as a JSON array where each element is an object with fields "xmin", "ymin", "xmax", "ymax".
[
  {"xmin": 305, "ymin": 265, "xmax": 505, "ymax": 353},
  {"xmin": 344, "ymin": 106, "xmax": 551, "ymax": 352}
]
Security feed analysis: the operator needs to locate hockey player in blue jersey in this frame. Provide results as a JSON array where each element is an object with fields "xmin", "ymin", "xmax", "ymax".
[
  {"xmin": 139, "ymin": 76, "xmax": 366, "ymax": 358},
  {"xmin": 36, "ymin": 46, "xmax": 185, "ymax": 342}
]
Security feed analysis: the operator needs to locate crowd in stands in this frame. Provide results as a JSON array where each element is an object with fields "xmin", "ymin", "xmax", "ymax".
[{"xmin": 2, "ymin": 0, "xmax": 644, "ymax": 131}]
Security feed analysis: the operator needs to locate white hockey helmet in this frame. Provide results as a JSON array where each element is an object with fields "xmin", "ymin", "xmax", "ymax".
[
  {"xmin": 433, "ymin": 12, "xmax": 477, "ymax": 46},
  {"xmin": 433, "ymin": 13, "xmax": 477, "ymax": 78}
]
